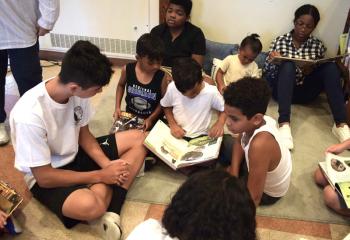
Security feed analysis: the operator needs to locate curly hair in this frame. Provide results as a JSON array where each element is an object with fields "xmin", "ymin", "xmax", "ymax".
[
  {"xmin": 59, "ymin": 40, "xmax": 113, "ymax": 89},
  {"xmin": 162, "ymin": 170, "xmax": 256, "ymax": 240},
  {"xmin": 223, "ymin": 77, "xmax": 271, "ymax": 119},
  {"xmin": 172, "ymin": 57, "xmax": 202, "ymax": 94}
]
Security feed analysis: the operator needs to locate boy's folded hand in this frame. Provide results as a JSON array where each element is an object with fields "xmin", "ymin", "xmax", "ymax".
[{"xmin": 100, "ymin": 160, "xmax": 130, "ymax": 186}]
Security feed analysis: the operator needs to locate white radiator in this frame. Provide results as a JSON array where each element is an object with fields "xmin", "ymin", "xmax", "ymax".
[{"xmin": 49, "ymin": 33, "xmax": 136, "ymax": 58}]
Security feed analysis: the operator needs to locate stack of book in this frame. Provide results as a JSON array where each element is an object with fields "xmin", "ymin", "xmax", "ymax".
[{"xmin": 0, "ymin": 180, "xmax": 23, "ymax": 215}]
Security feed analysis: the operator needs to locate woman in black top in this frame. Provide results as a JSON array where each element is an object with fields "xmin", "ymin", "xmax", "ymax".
[{"xmin": 150, "ymin": 0, "xmax": 206, "ymax": 67}]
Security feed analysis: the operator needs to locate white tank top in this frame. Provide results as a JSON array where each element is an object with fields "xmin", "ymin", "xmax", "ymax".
[{"xmin": 241, "ymin": 116, "xmax": 292, "ymax": 197}]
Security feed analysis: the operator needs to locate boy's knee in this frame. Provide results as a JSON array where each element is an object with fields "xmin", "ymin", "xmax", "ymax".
[
  {"xmin": 323, "ymin": 186, "xmax": 339, "ymax": 209},
  {"xmin": 85, "ymin": 204, "xmax": 106, "ymax": 221},
  {"xmin": 314, "ymin": 168, "xmax": 326, "ymax": 186},
  {"xmin": 133, "ymin": 130, "xmax": 147, "ymax": 145},
  {"xmin": 77, "ymin": 196, "xmax": 107, "ymax": 220}
]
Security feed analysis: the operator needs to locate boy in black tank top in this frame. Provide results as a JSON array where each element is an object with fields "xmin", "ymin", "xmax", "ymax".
[{"xmin": 114, "ymin": 33, "xmax": 169, "ymax": 131}]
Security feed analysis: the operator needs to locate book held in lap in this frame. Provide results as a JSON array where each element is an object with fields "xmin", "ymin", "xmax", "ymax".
[
  {"xmin": 271, "ymin": 54, "xmax": 348, "ymax": 68},
  {"xmin": 144, "ymin": 120, "xmax": 222, "ymax": 170},
  {"xmin": 109, "ymin": 111, "xmax": 144, "ymax": 134},
  {"xmin": 319, "ymin": 153, "xmax": 350, "ymax": 208}
]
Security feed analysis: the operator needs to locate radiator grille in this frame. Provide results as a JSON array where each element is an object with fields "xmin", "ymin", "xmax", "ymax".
[{"xmin": 50, "ymin": 33, "xmax": 136, "ymax": 55}]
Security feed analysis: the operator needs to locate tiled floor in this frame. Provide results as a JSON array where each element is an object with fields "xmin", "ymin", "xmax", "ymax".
[
  {"xmin": 1, "ymin": 61, "xmax": 350, "ymax": 239},
  {"xmin": 120, "ymin": 200, "xmax": 350, "ymax": 240}
]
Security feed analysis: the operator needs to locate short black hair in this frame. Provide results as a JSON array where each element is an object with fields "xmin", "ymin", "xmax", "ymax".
[
  {"xmin": 294, "ymin": 4, "xmax": 320, "ymax": 26},
  {"xmin": 240, "ymin": 34, "xmax": 262, "ymax": 54},
  {"xmin": 172, "ymin": 58, "xmax": 202, "ymax": 94},
  {"xmin": 169, "ymin": 0, "xmax": 192, "ymax": 16},
  {"xmin": 136, "ymin": 33, "xmax": 165, "ymax": 62},
  {"xmin": 59, "ymin": 40, "xmax": 113, "ymax": 89},
  {"xmin": 224, "ymin": 77, "xmax": 271, "ymax": 119},
  {"xmin": 162, "ymin": 170, "xmax": 257, "ymax": 240}
]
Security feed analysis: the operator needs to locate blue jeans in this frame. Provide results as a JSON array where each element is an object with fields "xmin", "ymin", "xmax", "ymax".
[
  {"xmin": 265, "ymin": 61, "xmax": 346, "ymax": 124},
  {"xmin": 0, "ymin": 41, "xmax": 42, "ymax": 122}
]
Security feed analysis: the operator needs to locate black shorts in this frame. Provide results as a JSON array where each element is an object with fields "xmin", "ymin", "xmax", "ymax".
[
  {"xmin": 30, "ymin": 134, "xmax": 126, "ymax": 229},
  {"xmin": 260, "ymin": 192, "xmax": 281, "ymax": 205}
]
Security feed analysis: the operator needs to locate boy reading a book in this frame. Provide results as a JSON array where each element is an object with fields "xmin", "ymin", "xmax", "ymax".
[
  {"xmin": 160, "ymin": 57, "xmax": 225, "ymax": 140},
  {"xmin": 314, "ymin": 139, "xmax": 350, "ymax": 216},
  {"xmin": 222, "ymin": 77, "xmax": 292, "ymax": 206},
  {"xmin": 10, "ymin": 41, "xmax": 147, "ymax": 240},
  {"xmin": 216, "ymin": 34, "xmax": 262, "ymax": 94},
  {"xmin": 114, "ymin": 33, "xmax": 168, "ymax": 131}
]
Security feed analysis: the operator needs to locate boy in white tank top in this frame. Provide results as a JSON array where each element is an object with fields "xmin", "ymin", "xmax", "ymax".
[{"xmin": 222, "ymin": 77, "xmax": 292, "ymax": 206}]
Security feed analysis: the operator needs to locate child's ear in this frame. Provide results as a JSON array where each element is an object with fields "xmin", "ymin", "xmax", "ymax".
[
  {"xmin": 252, "ymin": 113, "xmax": 264, "ymax": 126},
  {"xmin": 68, "ymin": 83, "xmax": 80, "ymax": 94}
]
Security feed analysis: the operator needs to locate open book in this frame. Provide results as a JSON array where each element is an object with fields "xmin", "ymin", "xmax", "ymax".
[
  {"xmin": 319, "ymin": 153, "xmax": 350, "ymax": 208},
  {"xmin": 271, "ymin": 54, "xmax": 347, "ymax": 68},
  {"xmin": 144, "ymin": 120, "xmax": 222, "ymax": 170},
  {"xmin": 160, "ymin": 66, "xmax": 208, "ymax": 78},
  {"xmin": 160, "ymin": 66, "xmax": 172, "ymax": 77},
  {"xmin": 0, "ymin": 181, "xmax": 23, "ymax": 215},
  {"xmin": 109, "ymin": 111, "xmax": 144, "ymax": 134}
]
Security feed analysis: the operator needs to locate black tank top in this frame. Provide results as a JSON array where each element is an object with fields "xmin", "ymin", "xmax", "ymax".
[{"xmin": 125, "ymin": 62, "xmax": 164, "ymax": 118}]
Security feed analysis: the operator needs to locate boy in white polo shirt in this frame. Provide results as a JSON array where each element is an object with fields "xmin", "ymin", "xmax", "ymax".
[{"xmin": 160, "ymin": 58, "xmax": 226, "ymax": 140}]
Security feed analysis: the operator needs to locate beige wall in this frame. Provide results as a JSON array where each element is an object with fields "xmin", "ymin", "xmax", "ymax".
[
  {"xmin": 40, "ymin": 0, "xmax": 159, "ymax": 57},
  {"xmin": 190, "ymin": 0, "xmax": 350, "ymax": 55}
]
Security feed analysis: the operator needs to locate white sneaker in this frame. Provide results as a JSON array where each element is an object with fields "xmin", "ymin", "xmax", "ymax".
[
  {"xmin": 332, "ymin": 124, "xmax": 350, "ymax": 143},
  {"xmin": 278, "ymin": 124, "xmax": 294, "ymax": 150},
  {"xmin": 89, "ymin": 212, "xmax": 122, "ymax": 240},
  {"xmin": 0, "ymin": 123, "xmax": 9, "ymax": 145}
]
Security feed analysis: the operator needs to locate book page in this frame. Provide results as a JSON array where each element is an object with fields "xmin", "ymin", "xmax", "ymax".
[
  {"xmin": 337, "ymin": 182, "xmax": 350, "ymax": 208},
  {"xmin": 160, "ymin": 66, "xmax": 172, "ymax": 77},
  {"xmin": 175, "ymin": 136, "xmax": 222, "ymax": 168},
  {"xmin": 0, "ymin": 181, "xmax": 23, "ymax": 215},
  {"xmin": 271, "ymin": 54, "xmax": 348, "ymax": 68},
  {"xmin": 144, "ymin": 120, "xmax": 193, "ymax": 169},
  {"xmin": 316, "ymin": 54, "xmax": 347, "ymax": 65},
  {"xmin": 325, "ymin": 153, "xmax": 350, "ymax": 184},
  {"xmin": 144, "ymin": 120, "xmax": 222, "ymax": 169},
  {"xmin": 271, "ymin": 56, "xmax": 314, "ymax": 68},
  {"xmin": 109, "ymin": 112, "xmax": 144, "ymax": 134}
]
